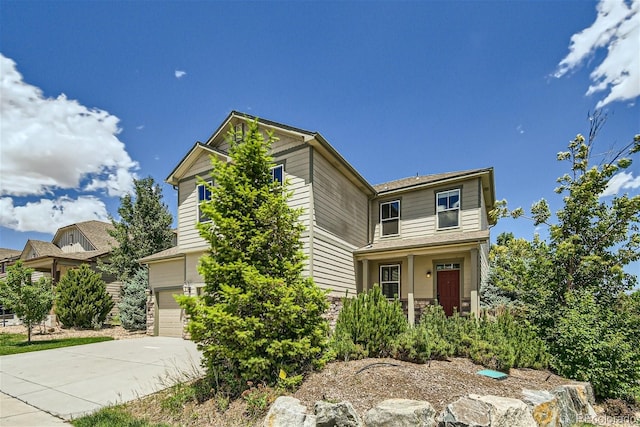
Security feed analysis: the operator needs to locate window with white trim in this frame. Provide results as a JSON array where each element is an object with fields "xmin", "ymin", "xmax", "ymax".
[
  {"xmin": 233, "ymin": 123, "xmax": 245, "ymax": 142},
  {"xmin": 271, "ymin": 164, "xmax": 284, "ymax": 185},
  {"xmin": 380, "ymin": 200, "xmax": 400, "ymax": 236},
  {"xmin": 380, "ymin": 264, "xmax": 400, "ymax": 299},
  {"xmin": 197, "ymin": 181, "xmax": 213, "ymax": 222},
  {"xmin": 437, "ymin": 189, "xmax": 460, "ymax": 229}
]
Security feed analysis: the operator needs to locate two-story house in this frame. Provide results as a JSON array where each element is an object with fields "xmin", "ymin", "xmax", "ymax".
[{"xmin": 140, "ymin": 112, "xmax": 496, "ymax": 337}]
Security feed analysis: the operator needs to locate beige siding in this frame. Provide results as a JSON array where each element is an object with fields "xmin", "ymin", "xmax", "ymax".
[
  {"xmin": 149, "ymin": 258, "xmax": 184, "ymax": 288},
  {"xmin": 185, "ymin": 252, "xmax": 206, "ymax": 286},
  {"xmin": 372, "ymin": 178, "xmax": 484, "ymax": 242},
  {"xmin": 312, "ymin": 228, "xmax": 358, "ymax": 297},
  {"xmin": 276, "ymin": 146, "xmax": 311, "ymax": 228},
  {"xmin": 177, "ymin": 175, "xmax": 208, "ymax": 250},
  {"xmin": 313, "ymin": 151, "xmax": 369, "ymax": 246}
]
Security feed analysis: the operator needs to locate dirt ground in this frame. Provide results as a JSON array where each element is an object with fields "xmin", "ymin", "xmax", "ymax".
[{"xmin": 0, "ymin": 323, "xmax": 147, "ymax": 340}]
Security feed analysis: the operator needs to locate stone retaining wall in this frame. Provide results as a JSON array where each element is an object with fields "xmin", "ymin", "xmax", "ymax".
[{"xmin": 263, "ymin": 383, "xmax": 597, "ymax": 427}]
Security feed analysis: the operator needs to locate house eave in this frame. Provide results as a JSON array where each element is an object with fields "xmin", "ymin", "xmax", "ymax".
[{"xmin": 166, "ymin": 142, "xmax": 230, "ymax": 186}]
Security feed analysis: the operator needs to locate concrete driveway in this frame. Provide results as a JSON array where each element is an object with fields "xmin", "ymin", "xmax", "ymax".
[{"xmin": 0, "ymin": 337, "xmax": 202, "ymax": 424}]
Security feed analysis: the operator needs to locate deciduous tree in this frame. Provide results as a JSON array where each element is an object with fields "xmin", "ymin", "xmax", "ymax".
[{"xmin": 0, "ymin": 261, "xmax": 54, "ymax": 342}]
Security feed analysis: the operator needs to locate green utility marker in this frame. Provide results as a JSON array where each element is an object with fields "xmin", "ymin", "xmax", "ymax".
[{"xmin": 477, "ymin": 369, "xmax": 508, "ymax": 380}]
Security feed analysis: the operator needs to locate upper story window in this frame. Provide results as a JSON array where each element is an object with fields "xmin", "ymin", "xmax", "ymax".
[
  {"xmin": 380, "ymin": 264, "xmax": 400, "ymax": 299},
  {"xmin": 271, "ymin": 164, "xmax": 284, "ymax": 185},
  {"xmin": 234, "ymin": 123, "xmax": 245, "ymax": 142},
  {"xmin": 437, "ymin": 189, "xmax": 460, "ymax": 229},
  {"xmin": 197, "ymin": 181, "xmax": 213, "ymax": 223},
  {"xmin": 380, "ymin": 200, "xmax": 400, "ymax": 237}
]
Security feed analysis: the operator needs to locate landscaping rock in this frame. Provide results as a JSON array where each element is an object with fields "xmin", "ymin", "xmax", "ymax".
[
  {"xmin": 315, "ymin": 400, "xmax": 363, "ymax": 427},
  {"xmin": 521, "ymin": 389, "xmax": 560, "ymax": 427},
  {"xmin": 439, "ymin": 395, "xmax": 492, "ymax": 426},
  {"xmin": 363, "ymin": 398, "xmax": 437, "ymax": 427},
  {"xmin": 473, "ymin": 394, "xmax": 536, "ymax": 427},
  {"xmin": 546, "ymin": 383, "xmax": 596, "ymax": 427},
  {"xmin": 263, "ymin": 396, "xmax": 315, "ymax": 427}
]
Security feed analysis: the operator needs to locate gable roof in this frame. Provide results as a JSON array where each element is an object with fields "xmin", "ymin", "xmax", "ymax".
[
  {"xmin": 21, "ymin": 240, "xmax": 63, "ymax": 259},
  {"xmin": 203, "ymin": 111, "xmax": 375, "ymax": 196},
  {"xmin": 72, "ymin": 220, "xmax": 117, "ymax": 252},
  {"xmin": 166, "ymin": 142, "xmax": 230, "ymax": 186}
]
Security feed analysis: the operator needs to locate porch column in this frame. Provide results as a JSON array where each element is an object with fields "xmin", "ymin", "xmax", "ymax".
[
  {"xmin": 470, "ymin": 248, "xmax": 479, "ymax": 317},
  {"xmin": 407, "ymin": 254, "xmax": 415, "ymax": 326},
  {"xmin": 362, "ymin": 259, "xmax": 369, "ymax": 292}
]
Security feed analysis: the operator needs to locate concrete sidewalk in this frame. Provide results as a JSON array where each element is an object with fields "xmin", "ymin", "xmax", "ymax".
[{"xmin": 0, "ymin": 337, "xmax": 202, "ymax": 424}]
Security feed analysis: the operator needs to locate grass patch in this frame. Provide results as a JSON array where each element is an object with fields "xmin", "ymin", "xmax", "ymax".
[
  {"xmin": 0, "ymin": 333, "xmax": 114, "ymax": 355},
  {"xmin": 71, "ymin": 406, "xmax": 170, "ymax": 427}
]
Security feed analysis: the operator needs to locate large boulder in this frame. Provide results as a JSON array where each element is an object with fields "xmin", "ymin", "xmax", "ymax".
[
  {"xmin": 439, "ymin": 395, "xmax": 492, "ymax": 426},
  {"xmin": 473, "ymin": 395, "xmax": 536, "ymax": 427},
  {"xmin": 521, "ymin": 389, "xmax": 560, "ymax": 427},
  {"xmin": 363, "ymin": 398, "xmax": 437, "ymax": 427},
  {"xmin": 315, "ymin": 400, "xmax": 363, "ymax": 427},
  {"xmin": 552, "ymin": 383, "xmax": 597, "ymax": 426},
  {"xmin": 263, "ymin": 396, "xmax": 315, "ymax": 427}
]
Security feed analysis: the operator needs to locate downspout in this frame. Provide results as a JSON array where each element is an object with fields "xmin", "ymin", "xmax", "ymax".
[{"xmin": 308, "ymin": 146, "xmax": 315, "ymax": 277}]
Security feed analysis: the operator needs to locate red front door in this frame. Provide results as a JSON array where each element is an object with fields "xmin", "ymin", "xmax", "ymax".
[{"xmin": 437, "ymin": 269, "xmax": 460, "ymax": 316}]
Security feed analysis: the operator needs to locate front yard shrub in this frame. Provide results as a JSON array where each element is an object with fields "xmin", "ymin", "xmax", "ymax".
[
  {"xmin": 333, "ymin": 285, "xmax": 408, "ymax": 358},
  {"xmin": 118, "ymin": 268, "xmax": 148, "ymax": 331},
  {"xmin": 56, "ymin": 264, "xmax": 113, "ymax": 329}
]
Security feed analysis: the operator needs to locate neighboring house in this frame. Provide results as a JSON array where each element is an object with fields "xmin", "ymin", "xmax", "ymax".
[
  {"xmin": 140, "ymin": 112, "xmax": 496, "ymax": 337},
  {"xmin": 14, "ymin": 220, "xmax": 121, "ymax": 324}
]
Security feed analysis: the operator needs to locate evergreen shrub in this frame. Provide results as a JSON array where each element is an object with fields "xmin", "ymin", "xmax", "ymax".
[
  {"xmin": 332, "ymin": 285, "xmax": 408, "ymax": 359},
  {"xmin": 118, "ymin": 268, "xmax": 148, "ymax": 331},
  {"xmin": 56, "ymin": 264, "xmax": 114, "ymax": 329}
]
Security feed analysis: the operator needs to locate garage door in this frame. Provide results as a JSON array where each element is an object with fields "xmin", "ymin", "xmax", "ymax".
[{"xmin": 157, "ymin": 289, "xmax": 183, "ymax": 338}]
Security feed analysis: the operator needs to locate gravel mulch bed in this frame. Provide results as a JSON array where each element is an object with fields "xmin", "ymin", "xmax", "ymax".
[{"xmin": 0, "ymin": 324, "xmax": 147, "ymax": 340}]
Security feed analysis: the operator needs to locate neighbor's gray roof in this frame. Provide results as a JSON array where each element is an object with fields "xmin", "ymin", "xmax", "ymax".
[
  {"xmin": 374, "ymin": 168, "xmax": 493, "ymax": 194},
  {"xmin": 25, "ymin": 240, "xmax": 63, "ymax": 257},
  {"xmin": 0, "ymin": 248, "xmax": 21, "ymax": 261},
  {"xmin": 59, "ymin": 220, "xmax": 117, "ymax": 252}
]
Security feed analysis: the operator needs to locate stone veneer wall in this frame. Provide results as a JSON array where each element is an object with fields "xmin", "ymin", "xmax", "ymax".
[{"xmin": 146, "ymin": 289, "xmax": 155, "ymax": 336}]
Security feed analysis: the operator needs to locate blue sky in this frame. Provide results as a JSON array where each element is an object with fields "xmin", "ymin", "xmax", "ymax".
[{"xmin": 0, "ymin": 1, "xmax": 638, "ymax": 276}]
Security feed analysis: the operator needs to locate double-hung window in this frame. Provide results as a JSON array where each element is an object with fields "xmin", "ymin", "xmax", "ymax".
[
  {"xmin": 271, "ymin": 164, "xmax": 284, "ymax": 185},
  {"xmin": 380, "ymin": 264, "xmax": 400, "ymax": 299},
  {"xmin": 437, "ymin": 189, "xmax": 460, "ymax": 229},
  {"xmin": 197, "ymin": 181, "xmax": 213, "ymax": 223},
  {"xmin": 380, "ymin": 200, "xmax": 400, "ymax": 237}
]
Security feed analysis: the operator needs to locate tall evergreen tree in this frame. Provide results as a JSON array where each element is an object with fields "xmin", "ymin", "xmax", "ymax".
[
  {"xmin": 101, "ymin": 176, "xmax": 174, "ymax": 283},
  {"xmin": 178, "ymin": 120, "xmax": 329, "ymax": 394},
  {"xmin": 0, "ymin": 261, "xmax": 54, "ymax": 342}
]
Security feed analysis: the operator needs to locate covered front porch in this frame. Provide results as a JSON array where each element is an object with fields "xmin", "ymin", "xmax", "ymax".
[{"xmin": 354, "ymin": 234, "xmax": 489, "ymax": 325}]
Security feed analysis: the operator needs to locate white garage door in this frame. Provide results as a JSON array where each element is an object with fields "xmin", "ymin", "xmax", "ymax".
[{"xmin": 157, "ymin": 289, "xmax": 183, "ymax": 338}]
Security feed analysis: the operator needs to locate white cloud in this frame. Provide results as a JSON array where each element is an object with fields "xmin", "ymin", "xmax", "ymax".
[
  {"xmin": 602, "ymin": 171, "xmax": 640, "ymax": 196},
  {"xmin": 175, "ymin": 70, "xmax": 187, "ymax": 79},
  {"xmin": 0, "ymin": 196, "xmax": 108, "ymax": 234},
  {"xmin": 0, "ymin": 54, "xmax": 139, "ymax": 198},
  {"xmin": 555, "ymin": 0, "xmax": 640, "ymax": 108},
  {"xmin": 0, "ymin": 53, "xmax": 138, "ymax": 233}
]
